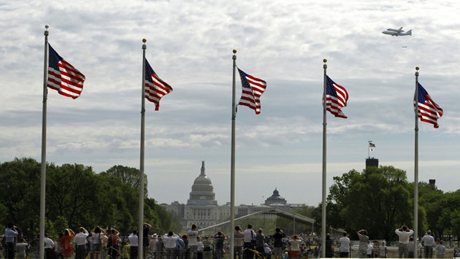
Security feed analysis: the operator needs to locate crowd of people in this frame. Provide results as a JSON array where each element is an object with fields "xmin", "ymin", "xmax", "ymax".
[{"xmin": 2, "ymin": 222, "xmax": 458, "ymax": 259}]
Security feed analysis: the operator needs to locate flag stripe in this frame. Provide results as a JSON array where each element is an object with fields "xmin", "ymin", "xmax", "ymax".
[
  {"xmin": 144, "ymin": 58, "xmax": 173, "ymax": 111},
  {"xmin": 415, "ymin": 83, "xmax": 443, "ymax": 128},
  {"xmin": 47, "ymin": 44, "xmax": 85, "ymax": 99},
  {"xmin": 237, "ymin": 68, "xmax": 267, "ymax": 115},
  {"xmin": 325, "ymin": 76, "xmax": 348, "ymax": 119}
]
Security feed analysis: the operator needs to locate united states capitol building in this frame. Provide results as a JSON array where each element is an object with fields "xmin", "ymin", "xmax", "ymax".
[{"xmin": 161, "ymin": 161, "xmax": 304, "ymax": 231}]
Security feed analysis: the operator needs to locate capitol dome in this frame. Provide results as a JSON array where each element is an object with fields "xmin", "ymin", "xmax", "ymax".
[{"xmin": 187, "ymin": 161, "xmax": 218, "ymax": 205}]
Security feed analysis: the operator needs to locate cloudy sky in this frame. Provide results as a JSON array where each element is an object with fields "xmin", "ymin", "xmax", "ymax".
[{"xmin": 1, "ymin": 0, "xmax": 460, "ymax": 207}]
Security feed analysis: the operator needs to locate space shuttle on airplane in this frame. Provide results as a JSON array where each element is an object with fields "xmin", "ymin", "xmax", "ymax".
[{"xmin": 382, "ymin": 27, "xmax": 412, "ymax": 36}]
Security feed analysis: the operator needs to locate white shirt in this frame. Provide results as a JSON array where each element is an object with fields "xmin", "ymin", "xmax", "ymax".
[
  {"xmin": 163, "ymin": 234, "xmax": 179, "ymax": 249},
  {"xmin": 16, "ymin": 242, "xmax": 28, "ymax": 257},
  {"xmin": 74, "ymin": 231, "xmax": 89, "ymax": 246},
  {"xmin": 339, "ymin": 236, "xmax": 350, "ymax": 252},
  {"xmin": 197, "ymin": 241, "xmax": 204, "ymax": 252},
  {"xmin": 243, "ymin": 229, "xmax": 256, "ymax": 243},
  {"xmin": 188, "ymin": 230, "xmax": 198, "ymax": 246},
  {"xmin": 395, "ymin": 229, "xmax": 414, "ymax": 244},
  {"xmin": 129, "ymin": 233, "xmax": 139, "ymax": 247},
  {"xmin": 290, "ymin": 239, "xmax": 302, "ymax": 251},
  {"xmin": 92, "ymin": 233, "xmax": 102, "ymax": 245},
  {"xmin": 44, "ymin": 237, "xmax": 55, "ymax": 249},
  {"xmin": 367, "ymin": 243, "xmax": 374, "ymax": 255}
]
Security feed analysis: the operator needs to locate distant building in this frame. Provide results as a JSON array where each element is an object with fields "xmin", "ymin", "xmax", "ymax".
[
  {"xmin": 264, "ymin": 188, "xmax": 287, "ymax": 205},
  {"xmin": 161, "ymin": 161, "xmax": 300, "ymax": 231},
  {"xmin": 366, "ymin": 158, "xmax": 379, "ymax": 168}
]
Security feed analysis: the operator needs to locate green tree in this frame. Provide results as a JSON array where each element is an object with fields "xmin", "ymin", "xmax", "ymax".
[
  {"xmin": 103, "ymin": 165, "xmax": 148, "ymax": 196},
  {"xmin": 323, "ymin": 166, "xmax": 412, "ymax": 240},
  {"xmin": 0, "ymin": 158, "xmax": 180, "ymax": 237},
  {"xmin": 0, "ymin": 158, "xmax": 41, "ymax": 234}
]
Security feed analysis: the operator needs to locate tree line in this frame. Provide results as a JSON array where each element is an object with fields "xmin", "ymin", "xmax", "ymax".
[
  {"xmin": 0, "ymin": 158, "xmax": 181, "ymax": 239},
  {"xmin": 311, "ymin": 165, "xmax": 460, "ymax": 242}
]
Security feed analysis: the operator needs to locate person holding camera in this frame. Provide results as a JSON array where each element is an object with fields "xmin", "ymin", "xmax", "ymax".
[
  {"xmin": 272, "ymin": 228, "xmax": 286, "ymax": 259},
  {"xmin": 395, "ymin": 225, "xmax": 414, "ymax": 258},
  {"xmin": 357, "ymin": 229, "xmax": 369, "ymax": 258},
  {"xmin": 4, "ymin": 223, "xmax": 20, "ymax": 259}
]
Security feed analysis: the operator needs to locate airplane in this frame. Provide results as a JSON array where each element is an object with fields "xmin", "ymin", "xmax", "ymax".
[{"xmin": 382, "ymin": 27, "xmax": 412, "ymax": 36}]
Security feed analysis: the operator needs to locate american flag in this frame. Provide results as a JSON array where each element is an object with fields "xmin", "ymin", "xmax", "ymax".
[
  {"xmin": 325, "ymin": 76, "xmax": 349, "ymax": 118},
  {"xmin": 237, "ymin": 68, "xmax": 267, "ymax": 115},
  {"xmin": 415, "ymin": 83, "xmax": 443, "ymax": 128},
  {"xmin": 369, "ymin": 142, "xmax": 376, "ymax": 152},
  {"xmin": 47, "ymin": 44, "xmax": 86, "ymax": 99},
  {"xmin": 144, "ymin": 58, "xmax": 173, "ymax": 111}
]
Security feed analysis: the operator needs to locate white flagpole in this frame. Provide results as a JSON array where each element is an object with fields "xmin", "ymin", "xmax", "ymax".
[
  {"xmin": 414, "ymin": 66, "xmax": 420, "ymax": 258},
  {"xmin": 321, "ymin": 59, "xmax": 328, "ymax": 258},
  {"xmin": 229, "ymin": 49, "xmax": 237, "ymax": 259},
  {"xmin": 39, "ymin": 24, "xmax": 49, "ymax": 259},
  {"xmin": 138, "ymin": 38, "xmax": 147, "ymax": 259}
]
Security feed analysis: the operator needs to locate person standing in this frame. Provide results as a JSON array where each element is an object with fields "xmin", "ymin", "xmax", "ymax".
[
  {"xmin": 243, "ymin": 224, "xmax": 256, "ymax": 259},
  {"xmin": 435, "ymin": 241, "xmax": 446, "ymax": 258},
  {"xmin": 366, "ymin": 242, "xmax": 374, "ymax": 258},
  {"xmin": 255, "ymin": 229, "xmax": 265, "ymax": 256},
  {"xmin": 149, "ymin": 233, "xmax": 158, "ymax": 258},
  {"xmin": 338, "ymin": 232, "xmax": 350, "ymax": 258},
  {"xmin": 4, "ymin": 223, "xmax": 19, "ymax": 259},
  {"xmin": 15, "ymin": 238, "xmax": 29, "ymax": 259},
  {"xmin": 202, "ymin": 236, "xmax": 212, "ymax": 259},
  {"xmin": 128, "ymin": 230, "xmax": 139, "ymax": 259},
  {"xmin": 44, "ymin": 233, "xmax": 55, "ymax": 259},
  {"xmin": 92, "ymin": 226, "xmax": 104, "ymax": 259},
  {"xmin": 197, "ymin": 237, "xmax": 204, "ymax": 259},
  {"xmin": 422, "ymin": 230, "xmax": 435, "ymax": 258},
  {"xmin": 395, "ymin": 225, "xmax": 414, "ymax": 258},
  {"xmin": 74, "ymin": 227, "xmax": 89, "ymax": 259},
  {"xmin": 357, "ymin": 229, "xmax": 369, "ymax": 258},
  {"xmin": 163, "ymin": 231, "xmax": 180, "ymax": 259},
  {"xmin": 188, "ymin": 224, "xmax": 199, "ymax": 259},
  {"xmin": 289, "ymin": 235, "xmax": 302, "ymax": 259},
  {"xmin": 61, "ymin": 228, "xmax": 76, "ymax": 259},
  {"xmin": 407, "ymin": 237, "xmax": 415, "ymax": 258},
  {"xmin": 177, "ymin": 235, "xmax": 187, "ymax": 259},
  {"xmin": 143, "ymin": 223, "xmax": 152, "ymax": 258},
  {"xmin": 109, "ymin": 229, "xmax": 120, "ymax": 259},
  {"xmin": 234, "ymin": 226, "xmax": 245, "ymax": 259},
  {"xmin": 213, "ymin": 232, "xmax": 225, "ymax": 259},
  {"xmin": 55, "ymin": 233, "xmax": 64, "ymax": 259},
  {"xmin": 272, "ymin": 228, "xmax": 286, "ymax": 259},
  {"xmin": 156, "ymin": 236, "xmax": 165, "ymax": 259},
  {"xmin": 325, "ymin": 234, "xmax": 334, "ymax": 258}
]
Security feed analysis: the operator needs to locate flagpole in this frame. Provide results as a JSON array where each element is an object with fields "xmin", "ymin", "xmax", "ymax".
[
  {"xmin": 229, "ymin": 49, "xmax": 237, "ymax": 259},
  {"xmin": 321, "ymin": 58, "xmax": 327, "ymax": 258},
  {"xmin": 39, "ymin": 24, "xmax": 49, "ymax": 259},
  {"xmin": 138, "ymin": 38, "xmax": 147, "ymax": 259},
  {"xmin": 414, "ymin": 66, "xmax": 420, "ymax": 258},
  {"xmin": 368, "ymin": 141, "xmax": 370, "ymax": 158}
]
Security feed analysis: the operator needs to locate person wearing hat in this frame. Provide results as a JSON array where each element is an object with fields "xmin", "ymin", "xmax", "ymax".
[
  {"xmin": 149, "ymin": 233, "xmax": 158, "ymax": 257},
  {"xmin": 255, "ymin": 228, "xmax": 265, "ymax": 256},
  {"xmin": 422, "ymin": 230, "xmax": 435, "ymax": 258},
  {"xmin": 357, "ymin": 229, "xmax": 370, "ymax": 258}
]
